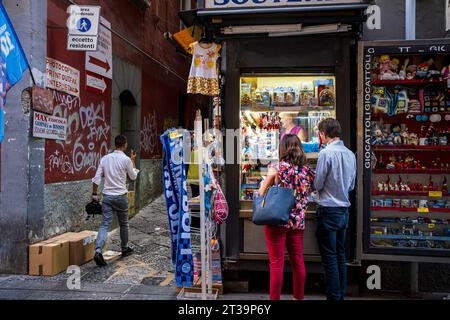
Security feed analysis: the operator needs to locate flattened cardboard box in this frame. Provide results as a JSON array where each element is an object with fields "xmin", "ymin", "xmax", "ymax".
[
  {"xmin": 53, "ymin": 231, "xmax": 97, "ymax": 266},
  {"xmin": 29, "ymin": 239, "xmax": 69, "ymax": 276}
]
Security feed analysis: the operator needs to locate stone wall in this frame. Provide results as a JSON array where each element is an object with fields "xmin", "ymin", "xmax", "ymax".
[{"xmin": 137, "ymin": 159, "xmax": 164, "ymax": 210}]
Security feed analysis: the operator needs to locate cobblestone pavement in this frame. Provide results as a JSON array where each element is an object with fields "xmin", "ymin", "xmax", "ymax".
[
  {"xmin": 0, "ymin": 195, "xmax": 424, "ymax": 300},
  {"xmin": 0, "ymin": 195, "xmax": 179, "ymax": 300}
]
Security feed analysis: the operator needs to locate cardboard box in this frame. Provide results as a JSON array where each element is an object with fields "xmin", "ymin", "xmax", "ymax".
[
  {"xmin": 53, "ymin": 231, "xmax": 97, "ymax": 266},
  {"xmin": 29, "ymin": 239, "xmax": 69, "ymax": 276}
]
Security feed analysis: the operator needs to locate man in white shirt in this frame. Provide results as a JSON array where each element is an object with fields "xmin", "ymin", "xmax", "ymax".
[{"xmin": 92, "ymin": 135, "xmax": 139, "ymax": 267}]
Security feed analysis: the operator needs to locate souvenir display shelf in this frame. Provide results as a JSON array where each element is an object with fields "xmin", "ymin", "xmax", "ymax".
[{"xmin": 364, "ymin": 47, "xmax": 450, "ymax": 255}]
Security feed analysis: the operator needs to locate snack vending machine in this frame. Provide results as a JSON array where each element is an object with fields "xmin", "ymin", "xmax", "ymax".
[{"xmin": 359, "ymin": 40, "xmax": 450, "ymax": 261}]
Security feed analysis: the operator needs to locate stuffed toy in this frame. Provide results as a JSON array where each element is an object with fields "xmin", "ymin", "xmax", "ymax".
[{"xmin": 390, "ymin": 123, "xmax": 403, "ymax": 145}]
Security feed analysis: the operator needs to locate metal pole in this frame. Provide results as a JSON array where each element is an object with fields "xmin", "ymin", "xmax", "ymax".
[
  {"xmin": 405, "ymin": 0, "xmax": 416, "ymax": 40},
  {"xmin": 195, "ymin": 116, "xmax": 206, "ymax": 300}
]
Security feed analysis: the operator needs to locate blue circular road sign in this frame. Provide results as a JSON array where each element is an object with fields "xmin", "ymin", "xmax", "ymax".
[{"xmin": 77, "ymin": 18, "xmax": 92, "ymax": 33}]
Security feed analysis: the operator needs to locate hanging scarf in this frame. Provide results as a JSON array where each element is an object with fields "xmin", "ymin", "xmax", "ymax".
[{"xmin": 161, "ymin": 129, "xmax": 194, "ymax": 287}]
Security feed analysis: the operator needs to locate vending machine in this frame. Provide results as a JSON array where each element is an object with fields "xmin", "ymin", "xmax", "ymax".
[{"xmin": 358, "ymin": 40, "xmax": 450, "ymax": 262}]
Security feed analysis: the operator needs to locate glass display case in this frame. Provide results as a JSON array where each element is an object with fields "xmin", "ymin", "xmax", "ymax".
[
  {"xmin": 239, "ymin": 75, "xmax": 336, "ymax": 203},
  {"xmin": 239, "ymin": 75, "xmax": 337, "ymax": 254},
  {"xmin": 362, "ymin": 43, "xmax": 450, "ymax": 257}
]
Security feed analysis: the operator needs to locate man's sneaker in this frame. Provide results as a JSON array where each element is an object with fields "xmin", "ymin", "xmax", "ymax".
[
  {"xmin": 122, "ymin": 247, "xmax": 134, "ymax": 257},
  {"xmin": 94, "ymin": 252, "xmax": 107, "ymax": 267}
]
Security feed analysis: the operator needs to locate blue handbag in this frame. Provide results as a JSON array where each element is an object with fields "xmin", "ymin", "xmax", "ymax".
[{"xmin": 252, "ymin": 184, "xmax": 296, "ymax": 226}]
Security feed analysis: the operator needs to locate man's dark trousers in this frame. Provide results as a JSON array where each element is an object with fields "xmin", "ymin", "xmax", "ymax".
[{"xmin": 316, "ymin": 207, "xmax": 350, "ymax": 301}]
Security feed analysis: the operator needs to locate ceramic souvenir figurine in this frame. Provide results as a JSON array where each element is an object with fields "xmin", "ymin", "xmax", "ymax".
[
  {"xmin": 383, "ymin": 181, "xmax": 389, "ymax": 192},
  {"xmin": 443, "ymin": 176, "xmax": 448, "ymax": 192},
  {"xmin": 388, "ymin": 176, "xmax": 395, "ymax": 191},
  {"xmin": 378, "ymin": 181, "xmax": 384, "ymax": 192}
]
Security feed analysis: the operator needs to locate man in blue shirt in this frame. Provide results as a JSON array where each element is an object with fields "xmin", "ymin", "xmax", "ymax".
[{"xmin": 315, "ymin": 118, "xmax": 356, "ymax": 301}]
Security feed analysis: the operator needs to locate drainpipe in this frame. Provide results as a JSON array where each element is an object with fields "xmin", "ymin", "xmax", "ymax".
[{"xmin": 405, "ymin": 0, "xmax": 416, "ymax": 40}]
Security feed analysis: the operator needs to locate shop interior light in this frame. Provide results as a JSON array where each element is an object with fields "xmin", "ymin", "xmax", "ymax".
[
  {"xmin": 222, "ymin": 24, "xmax": 303, "ymax": 35},
  {"xmin": 269, "ymin": 24, "xmax": 352, "ymax": 37}
]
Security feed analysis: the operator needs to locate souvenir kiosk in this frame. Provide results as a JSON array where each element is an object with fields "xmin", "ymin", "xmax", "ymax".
[{"xmin": 179, "ymin": 1, "xmax": 370, "ymax": 271}]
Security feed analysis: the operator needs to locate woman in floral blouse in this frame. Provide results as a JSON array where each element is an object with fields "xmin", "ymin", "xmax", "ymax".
[{"xmin": 258, "ymin": 134, "xmax": 316, "ymax": 300}]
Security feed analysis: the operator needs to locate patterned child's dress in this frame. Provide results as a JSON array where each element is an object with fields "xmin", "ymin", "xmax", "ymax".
[{"xmin": 187, "ymin": 42, "xmax": 221, "ymax": 96}]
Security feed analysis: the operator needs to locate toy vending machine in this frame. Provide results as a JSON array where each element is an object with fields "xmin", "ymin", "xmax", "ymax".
[{"xmin": 360, "ymin": 40, "xmax": 450, "ymax": 260}]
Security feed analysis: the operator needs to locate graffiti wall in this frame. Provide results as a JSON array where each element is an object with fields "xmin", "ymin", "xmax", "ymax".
[
  {"xmin": 45, "ymin": 22, "xmax": 112, "ymax": 184},
  {"xmin": 45, "ymin": 87, "xmax": 112, "ymax": 183}
]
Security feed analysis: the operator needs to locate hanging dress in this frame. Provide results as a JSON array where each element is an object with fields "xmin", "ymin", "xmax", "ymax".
[{"xmin": 187, "ymin": 42, "xmax": 221, "ymax": 96}]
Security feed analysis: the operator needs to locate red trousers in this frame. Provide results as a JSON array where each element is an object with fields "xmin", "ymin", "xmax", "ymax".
[{"xmin": 264, "ymin": 226, "xmax": 306, "ymax": 300}]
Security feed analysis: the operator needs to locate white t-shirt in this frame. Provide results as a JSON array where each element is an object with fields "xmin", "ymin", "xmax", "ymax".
[{"xmin": 92, "ymin": 150, "xmax": 140, "ymax": 196}]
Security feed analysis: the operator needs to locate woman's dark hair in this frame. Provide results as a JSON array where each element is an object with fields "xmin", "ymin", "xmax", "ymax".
[{"xmin": 279, "ymin": 134, "xmax": 306, "ymax": 167}]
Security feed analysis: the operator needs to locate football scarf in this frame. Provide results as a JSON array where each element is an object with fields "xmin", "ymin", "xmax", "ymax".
[{"xmin": 161, "ymin": 129, "xmax": 194, "ymax": 287}]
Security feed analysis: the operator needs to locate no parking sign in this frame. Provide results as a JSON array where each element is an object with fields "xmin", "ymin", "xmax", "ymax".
[{"xmin": 66, "ymin": 5, "xmax": 101, "ymax": 51}]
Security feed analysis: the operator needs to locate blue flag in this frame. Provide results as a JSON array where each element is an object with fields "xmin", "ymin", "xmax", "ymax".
[{"xmin": 0, "ymin": 3, "xmax": 29, "ymax": 142}]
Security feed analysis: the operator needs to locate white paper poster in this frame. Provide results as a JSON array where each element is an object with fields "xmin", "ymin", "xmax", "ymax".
[
  {"xmin": 46, "ymin": 57, "xmax": 80, "ymax": 97},
  {"xmin": 33, "ymin": 111, "xmax": 67, "ymax": 141}
]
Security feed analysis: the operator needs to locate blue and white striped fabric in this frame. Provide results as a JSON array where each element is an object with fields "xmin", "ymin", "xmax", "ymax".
[{"xmin": 161, "ymin": 129, "xmax": 194, "ymax": 287}]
